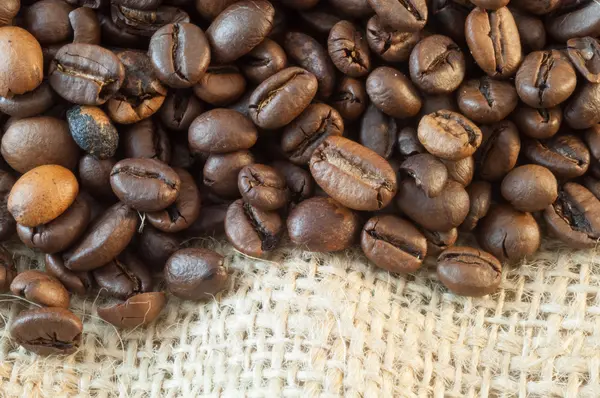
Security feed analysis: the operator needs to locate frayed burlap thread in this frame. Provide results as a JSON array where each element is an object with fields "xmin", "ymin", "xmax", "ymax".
[{"xmin": 1, "ymin": 238, "xmax": 600, "ymax": 397}]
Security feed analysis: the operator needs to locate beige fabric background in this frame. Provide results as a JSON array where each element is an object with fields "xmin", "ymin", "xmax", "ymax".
[{"xmin": 0, "ymin": 238, "xmax": 599, "ymax": 398}]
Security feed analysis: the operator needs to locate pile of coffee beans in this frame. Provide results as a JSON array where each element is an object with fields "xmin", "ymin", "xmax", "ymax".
[{"xmin": 0, "ymin": 0, "xmax": 599, "ymax": 356}]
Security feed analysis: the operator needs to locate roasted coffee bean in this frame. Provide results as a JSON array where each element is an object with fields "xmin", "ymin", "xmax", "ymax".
[
  {"xmin": 400, "ymin": 154, "xmax": 448, "ymax": 198},
  {"xmin": 396, "ymin": 179, "xmax": 469, "ymax": 232},
  {"xmin": 0, "ymin": 0, "xmax": 19, "ymax": 26},
  {"xmin": 461, "ymin": 181, "xmax": 491, "ymax": 231},
  {"xmin": 17, "ymin": 194, "xmax": 90, "ymax": 254},
  {"xmin": 409, "ymin": 35, "xmax": 465, "ymax": 95},
  {"xmin": 67, "ymin": 106, "xmax": 118, "ymax": 160},
  {"xmin": 0, "ymin": 27, "xmax": 43, "ymax": 97},
  {"xmin": 65, "ymin": 202, "xmax": 138, "ymax": 271},
  {"xmin": 509, "ymin": 7, "xmax": 546, "ymax": 52},
  {"xmin": 194, "ymin": 65, "xmax": 247, "ymax": 106},
  {"xmin": 69, "ymin": 7, "xmax": 101, "ymax": 45},
  {"xmin": 122, "ymin": 119, "xmax": 171, "ymax": 164},
  {"xmin": 437, "ymin": 246, "xmax": 502, "ymax": 297},
  {"xmin": 206, "ymin": 0, "xmax": 274, "ymax": 64},
  {"xmin": 195, "ymin": 0, "xmax": 238, "ymax": 20},
  {"xmin": 328, "ymin": 0, "xmax": 372, "ymax": 18},
  {"xmin": 249, "ymin": 67, "xmax": 318, "ymax": 130},
  {"xmin": 327, "ymin": 21, "xmax": 371, "ymax": 78},
  {"xmin": 361, "ymin": 215, "xmax": 427, "ymax": 273},
  {"xmin": 238, "ymin": 164, "xmax": 287, "ymax": 211},
  {"xmin": 137, "ymin": 225, "xmax": 180, "ymax": 271},
  {"xmin": 10, "ymin": 307, "xmax": 82, "ymax": 356},
  {"xmin": 165, "ymin": 247, "xmax": 227, "ymax": 300},
  {"xmin": 422, "ymin": 227, "xmax": 458, "ymax": 258},
  {"xmin": 471, "ymin": 0, "xmax": 508, "ymax": 10},
  {"xmin": 189, "ymin": 109, "xmax": 257, "ymax": 154},
  {"xmin": 368, "ymin": 0, "xmax": 427, "ymax": 32},
  {"xmin": 442, "ymin": 156, "xmax": 475, "ymax": 187},
  {"xmin": 282, "ymin": 104, "xmax": 344, "ymax": 165},
  {"xmin": 1, "ymin": 116, "xmax": 79, "ymax": 173},
  {"xmin": 330, "ymin": 77, "xmax": 367, "ymax": 121},
  {"xmin": 477, "ymin": 204, "xmax": 541, "ymax": 262},
  {"xmin": 366, "ymin": 15, "xmax": 421, "ymax": 63},
  {"xmin": 309, "ymin": 136, "xmax": 397, "ymax": 211},
  {"xmin": 147, "ymin": 168, "xmax": 201, "ymax": 232},
  {"xmin": 203, "ymin": 150, "xmax": 255, "ymax": 198},
  {"xmin": 524, "ymin": 134, "xmax": 590, "ymax": 179},
  {"xmin": 225, "ymin": 199, "xmax": 283, "ymax": 257},
  {"xmin": 49, "ymin": 43, "xmax": 125, "ymax": 105},
  {"xmin": 241, "ymin": 38, "xmax": 287, "ymax": 85},
  {"xmin": 0, "ymin": 171, "xmax": 16, "ymax": 242},
  {"xmin": 97, "ymin": 11, "xmax": 146, "ymax": 49},
  {"xmin": 359, "ymin": 104, "xmax": 396, "ymax": 159},
  {"xmin": 567, "ymin": 37, "xmax": 600, "ymax": 83},
  {"xmin": 516, "ymin": 50, "xmax": 577, "ymax": 109},
  {"xmin": 397, "ymin": 127, "xmax": 426, "ymax": 159},
  {"xmin": 476, "ymin": 120, "xmax": 521, "ymax": 181},
  {"xmin": 11, "ymin": 270, "xmax": 70, "ymax": 308},
  {"xmin": 93, "ymin": 251, "xmax": 152, "ymax": 299},
  {"xmin": 0, "ymin": 246, "xmax": 15, "ymax": 292},
  {"xmin": 78, "ymin": 155, "xmax": 116, "ymax": 200},
  {"xmin": 417, "ymin": 110, "xmax": 482, "ymax": 161},
  {"xmin": 564, "ymin": 82, "xmax": 600, "ymax": 130},
  {"xmin": 545, "ymin": 1, "xmax": 600, "ymax": 43},
  {"xmin": 430, "ymin": 0, "xmax": 473, "ymax": 43},
  {"xmin": 110, "ymin": 5, "xmax": 190, "ymax": 38},
  {"xmin": 24, "ymin": 0, "xmax": 74, "ymax": 46},
  {"xmin": 501, "ymin": 165, "xmax": 558, "ymax": 212},
  {"xmin": 8, "ymin": 165, "xmax": 78, "ymax": 228},
  {"xmin": 271, "ymin": 161, "xmax": 314, "ymax": 204},
  {"xmin": 0, "ymin": 82, "xmax": 56, "ymax": 118},
  {"xmin": 457, "ymin": 77, "xmax": 518, "ymax": 124},
  {"xmin": 287, "ymin": 196, "xmax": 360, "ymax": 252},
  {"xmin": 159, "ymin": 89, "xmax": 203, "ymax": 131},
  {"xmin": 366, "ymin": 66, "xmax": 422, "ymax": 119},
  {"xmin": 45, "ymin": 254, "xmax": 93, "ymax": 296},
  {"xmin": 298, "ymin": 4, "xmax": 342, "ymax": 33},
  {"xmin": 149, "ymin": 23, "xmax": 210, "ymax": 88},
  {"xmin": 511, "ymin": 0, "xmax": 559, "ymax": 15},
  {"xmin": 97, "ymin": 292, "xmax": 166, "ymax": 329},
  {"xmin": 111, "ymin": 158, "xmax": 181, "ymax": 212},
  {"xmin": 512, "ymin": 106, "xmax": 562, "ymax": 139}
]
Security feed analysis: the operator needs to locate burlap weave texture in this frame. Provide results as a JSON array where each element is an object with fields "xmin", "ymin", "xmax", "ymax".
[{"xmin": 0, "ymin": 239, "xmax": 599, "ymax": 398}]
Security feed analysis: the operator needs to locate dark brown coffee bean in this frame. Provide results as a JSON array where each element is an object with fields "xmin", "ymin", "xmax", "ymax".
[
  {"xmin": 0, "ymin": 246, "xmax": 15, "ymax": 292},
  {"xmin": 461, "ymin": 181, "xmax": 491, "ymax": 231},
  {"xmin": 203, "ymin": 150, "xmax": 255, "ymax": 198},
  {"xmin": 24, "ymin": 0, "xmax": 74, "ymax": 46},
  {"xmin": 368, "ymin": 0, "xmax": 427, "ymax": 32},
  {"xmin": 249, "ymin": 67, "xmax": 318, "ymax": 130},
  {"xmin": 361, "ymin": 215, "xmax": 427, "ymax": 273},
  {"xmin": 567, "ymin": 37, "xmax": 600, "ymax": 83},
  {"xmin": 511, "ymin": 0, "xmax": 559, "ymax": 15},
  {"xmin": 437, "ymin": 246, "xmax": 502, "ymax": 297},
  {"xmin": 431, "ymin": 0, "xmax": 474, "ymax": 43},
  {"xmin": 69, "ymin": 7, "xmax": 101, "ymax": 44},
  {"xmin": 0, "ymin": 82, "xmax": 56, "ymax": 118},
  {"xmin": 366, "ymin": 66, "xmax": 422, "ymax": 118},
  {"xmin": 418, "ymin": 110, "xmax": 482, "ymax": 161},
  {"xmin": 194, "ymin": 65, "xmax": 247, "ymax": 106},
  {"xmin": 512, "ymin": 106, "xmax": 562, "ymax": 139},
  {"xmin": 310, "ymin": 136, "xmax": 397, "ymax": 211},
  {"xmin": 122, "ymin": 119, "xmax": 171, "ymax": 164},
  {"xmin": 97, "ymin": 11, "xmax": 146, "ymax": 49},
  {"xmin": 93, "ymin": 250, "xmax": 152, "ymax": 300},
  {"xmin": 400, "ymin": 154, "xmax": 448, "ymax": 198},
  {"xmin": 65, "ymin": 202, "xmax": 138, "ymax": 271},
  {"xmin": 11, "ymin": 270, "xmax": 70, "ymax": 308},
  {"xmin": 544, "ymin": 183, "xmax": 600, "ymax": 249},
  {"xmin": 328, "ymin": 0, "xmax": 372, "ymax": 18},
  {"xmin": 159, "ymin": 90, "xmax": 202, "ymax": 131},
  {"xmin": 78, "ymin": 155, "xmax": 116, "ymax": 200},
  {"xmin": 110, "ymin": 5, "xmax": 190, "ymax": 38},
  {"xmin": 509, "ymin": 7, "xmax": 546, "ymax": 52},
  {"xmin": 327, "ymin": 20, "xmax": 371, "ymax": 78},
  {"xmin": 45, "ymin": 254, "xmax": 93, "ymax": 296},
  {"xmin": 287, "ymin": 196, "xmax": 360, "ymax": 252},
  {"xmin": 442, "ymin": 156, "xmax": 475, "ymax": 187},
  {"xmin": 165, "ymin": 247, "xmax": 227, "ymax": 300},
  {"xmin": 476, "ymin": 120, "xmax": 521, "ymax": 181},
  {"xmin": 137, "ymin": 225, "xmax": 180, "ymax": 271},
  {"xmin": 10, "ymin": 307, "xmax": 82, "ymax": 356},
  {"xmin": 564, "ymin": 82, "xmax": 600, "ymax": 130},
  {"xmin": 330, "ymin": 77, "xmax": 367, "ymax": 121},
  {"xmin": 97, "ymin": 291, "xmax": 166, "ymax": 329},
  {"xmin": 189, "ymin": 109, "xmax": 257, "ymax": 154},
  {"xmin": 422, "ymin": 227, "xmax": 458, "ymax": 258},
  {"xmin": 0, "ymin": 171, "xmax": 16, "ymax": 242},
  {"xmin": 477, "ymin": 204, "xmax": 541, "ymax": 262},
  {"xmin": 545, "ymin": 1, "xmax": 600, "ymax": 43},
  {"xmin": 501, "ymin": 165, "xmax": 558, "ymax": 212},
  {"xmin": 397, "ymin": 127, "xmax": 426, "ymax": 159},
  {"xmin": 195, "ymin": 0, "xmax": 238, "ymax": 20},
  {"xmin": 524, "ymin": 134, "xmax": 590, "ymax": 179},
  {"xmin": 457, "ymin": 77, "xmax": 518, "ymax": 124},
  {"xmin": 359, "ymin": 104, "xmax": 396, "ymax": 159},
  {"xmin": 67, "ymin": 106, "xmax": 118, "ymax": 160},
  {"xmin": 366, "ymin": 15, "xmax": 421, "ymax": 63},
  {"xmin": 238, "ymin": 164, "xmax": 288, "ymax": 211},
  {"xmin": 271, "ymin": 161, "xmax": 314, "ymax": 204},
  {"xmin": 240, "ymin": 38, "xmax": 287, "ymax": 85}
]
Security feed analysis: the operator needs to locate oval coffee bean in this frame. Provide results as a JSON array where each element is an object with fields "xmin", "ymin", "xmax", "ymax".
[
  {"xmin": 567, "ymin": 37, "xmax": 600, "ymax": 83},
  {"xmin": 442, "ymin": 156, "xmax": 475, "ymax": 187},
  {"xmin": 366, "ymin": 66, "xmax": 422, "ymax": 118},
  {"xmin": 457, "ymin": 77, "xmax": 518, "ymax": 124},
  {"xmin": 327, "ymin": 20, "xmax": 371, "ymax": 78},
  {"xmin": 136, "ymin": 225, "xmax": 180, "ymax": 272},
  {"xmin": 110, "ymin": 5, "xmax": 190, "ymax": 38},
  {"xmin": 240, "ymin": 38, "xmax": 287, "ymax": 85},
  {"xmin": 510, "ymin": 0, "xmax": 559, "ymax": 15},
  {"xmin": 0, "ymin": 171, "xmax": 16, "ymax": 242},
  {"xmin": 418, "ymin": 110, "xmax": 482, "ymax": 161},
  {"xmin": 512, "ymin": 106, "xmax": 561, "ymax": 139},
  {"xmin": 545, "ymin": 1, "xmax": 600, "ymax": 43},
  {"xmin": 78, "ymin": 155, "xmax": 116, "ymax": 200},
  {"xmin": 400, "ymin": 154, "xmax": 448, "ymax": 198},
  {"xmin": 11, "ymin": 270, "xmax": 70, "ymax": 308},
  {"xmin": 437, "ymin": 247, "xmax": 502, "ymax": 297},
  {"xmin": 501, "ymin": 165, "xmax": 558, "ymax": 213},
  {"xmin": 238, "ymin": 164, "xmax": 288, "ymax": 211},
  {"xmin": 159, "ymin": 89, "xmax": 203, "ymax": 132},
  {"xmin": 45, "ymin": 254, "xmax": 93, "ymax": 296},
  {"xmin": 122, "ymin": 119, "xmax": 171, "ymax": 164},
  {"xmin": 271, "ymin": 161, "xmax": 314, "ymax": 204},
  {"xmin": 476, "ymin": 120, "xmax": 521, "ymax": 181},
  {"xmin": 93, "ymin": 251, "xmax": 152, "ymax": 300},
  {"xmin": 203, "ymin": 150, "xmax": 255, "ymax": 198},
  {"xmin": 330, "ymin": 77, "xmax": 367, "ymax": 121},
  {"xmin": 524, "ymin": 134, "xmax": 590, "ymax": 179},
  {"xmin": 194, "ymin": 65, "xmax": 247, "ymax": 106},
  {"xmin": 165, "ymin": 248, "xmax": 228, "ymax": 300},
  {"xmin": 67, "ymin": 106, "xmax": 118, "ymax": 160},
  {"xmin": 97, "ymin": 292, "xmax": 166, "ymax": 329},
  {"xmin": 359, "ymin": 104, "xmax": 397, "ymax": 159},
  {"xmin": 461, "ymin": 181, "xmax": 492, "ymax": 232},
  {"xmin": 70, "ymin": 6, "xmax": 101, "ymax": 45},
  {"xmin": 0, "ymin": 82, "xmax": 56, "ymax": 118},
  {"xmin": 361, "ymin": 215, "xmax": 427, "ymax": 274},
  {"xmin": 10, "ymin": 307, "xmax": 82, "ymax": 356},
  {"xmin": 24, "ymin": 0, "xmax": 74, "ymax": 45},
  {"xmin": 366, "ymin": 15, "xmax": 421, "ymax": 63},
  {"xmin": 0, "ymin": 27, "xmax": 43, "ymax": 97},
  {"xmin": 110, "ymin": 158, "xmax": 181, "ymax": 212},
  {"xmin": 368, "ymin": 0, "xmax": 427, "ymax": 32},
  {"xmin": 509, "ymin": 7, "xmax": 546, "ymax": 52},
  {"xmin": 430, "ymin": 0, "xmax": 473, "ymax": 43},
  {"xmin": 287, "ymin": 196, "xmax": 360, "ymax": 252},
  {"xmin": 564, "ymin": 82, "xmax": 600, "ymax": 130},
  {"xmin": 189, "ymin": 109, "xmax": 257, "ymax": 154},
  {"xmin": 309, "ymin": 136, "xmax": 397, "ymax": 211},
  {"xmin": 195, "ymin": 0, "xmax": 239, "ymax": 20}
]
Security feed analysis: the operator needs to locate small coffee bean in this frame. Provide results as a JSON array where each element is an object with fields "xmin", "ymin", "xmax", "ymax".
[
  {"xmin": 122, "ymin": 119, "xmax": 171, "ymax": 164},
  {"xmin": 310, "ymin": 136, "xmax": 397, "ymax": 211},
  {"xmin": 0, "ymin": 0, "xmax": 19, "ymax": 26},
  {"xmin": 78, "ymin": 155, "xmax": 116, "ymax": 200},
  {"xmin": 111, "ymin": 5, "xmax": 190, "ymax": 38},
  {"xmin": 65, "ymin": 202, "xmax": 138, "ymax": 271},
  {"xmin": 287, "ymin": 196, "xmax": 360, "ymax": 252},
  {"xmin": 397, "ymin": 127, "xmax": 426, "ymax": 159},
  {"xmin": 0, "ymin": 27, "xmax": 43, "ymax": 97},
  {"xmin": 422, "ymin": 227, "xmax": 458, "ymax": 258},
  {"xmin": 366, "ymin": 66, "xmax": 422, "ymax": 118},
  {"xmin": 240, "ymin": 38, "xmax": 287, "ymax": 85},
  {"xmin": 461, "ymin": 181, "xmax": 492, "ymax": 231},
  {"xmin": 45, "ymin": 254, "xmax": 93, "ymax": 296},
  {"xmin": 567, "ymin": 37, "xmax": 600, "ymax": 83},
  {"xmin": 437, "ymin": 246, "xmax": 502, "ymax": 297},
  {"xmin": 69, "ymin": 7, "xmax": 101, "ymax": 45},
  {"xmin": 418, "ymin": 110, "xmax": 482, "ymax": 161},
  {"xmin": 359, "ymin": 104, "xmax": 396, "ymax": 159},
  {"xmin": 501, "ymin": 165, "xmax": 558, "ymax": 213},
  {"xmin": 67, "ymin": 105, "xmax": 118, "ymax": 160},
  {"xmin": 510, "ymin": 0, "xmax": 559, "ymax": 15},
  {"xmin": 442, "ymin": 156, "xmax": 475, "ymax": 187},
  {"xmin": 93, "ymin": 250, "xmax": 152, "ymax": 300},
  {"xmin": 327, "ymin": 20, "xmax": 371, "ymax": 78},
  {"xmin": 203, "ymin": 150, "xmax": 255, "ymax": 198},
  {"xmin": 400, "ymin": 154, "xmax": 448, "ymax": 198},
  {"xmin": 430, "ymin": 0, "xmax": 473, "ymax": 43},
  {"xmin": 457, "ymin": 77, "xmax": 518, "ymax": 124},
  {"xmin": 11, "ymin": 270, "xmax": 70, "ymax": 308},
  {"xmin": 8, "ymin": 165, "xmax": 78, "ymax": 227},
  {"xmin": 476, "ymin": 120, "xmax": 521, "ymax": 181},
  {"xmin": 164, "ymin": 247, "xmax": 227, "ymax": 300},
  {"xmin": 368, "ymin": 0, "xmax": 428, "ymax": 32},
  {"xmin": 159, "ymin": 89, "xmax": 203, "ymax": 132},
  {"xmin": 544, "ymin": 183, "xmax": 600, "ymax": 249},
  {"xmin": 10, "ymin": 307, "xmax": 82, "ymax": 356},
  {"xmin": 509, "ymin": 7, "xmax": 546, "ymax": 52},
  {"xmin": 238, "ymin": 164, "xmax": 288, "ymax": 211},
  {"xmin": 0, "ymin": 82, "xmax": 56, "ymax": 118},
  {"xmin": 564, "ymin": 82, "xmax": 600, "ymax": 130},
  {"xmin": 97, "ymin": 292, "xmax": 166, "ymax": 329},
  {"xmin": 330, "ymin": 76, "xmax": 367, "ymax": 121},
  {"xmin": 0, "ymin": 171, "xmax": 16, "ymax": 242},
  {"xmin": 136, "ymin": 225, "xmax": 180, "ymax": 272},
  {"xmin": 24, "ymin": 0, "xmax": 74, "ymax": 46},
  {"xmin": 361, "ymin": 215, "xmax": 427, "ymax": 273},
  {"xmin": 189, "ymin": 109, "xmax": 257, "ymax": 154},
  {"xmin": 477, "ymin": 204, "xmax": 541, "ymax": 263},
  {"xmin": 512, "ymin": 106, "xmax": 562, "ymax": 139},
  {"xmin": 0, "ymin": 246, "xmax": 15, "ymax": 292},
  {"xmin": 524, "ymin": 134, "xmax": 590, "ymax": 179},
  {"xmin": 193, "ymin": 65, "xmax": 247, "ymax": 106},
  {"xmin": 545, "ymin": 1, "xmax": 600, "ymax": 43},
  {"xmin": 366, "ymin": 15, "xmax": 421, "ymax": 63}
]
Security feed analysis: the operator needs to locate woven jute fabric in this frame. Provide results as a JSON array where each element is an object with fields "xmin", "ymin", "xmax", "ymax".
[{"xmin": 1, "ymin": 238, "xmax": 600, "ymax": 398}]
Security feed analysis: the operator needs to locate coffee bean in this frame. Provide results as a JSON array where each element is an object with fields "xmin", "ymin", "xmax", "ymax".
[
  {"xmin": 0, "ymin": 0, "xmax": 19, "ymax": 26},
  {"xmin": 1, "ymin": 116, "xmax": 79, "ymax": 173},
  {"xmin": 368, "ymin": 0, "xmax": 428, "ymax": 32},
  {"xmin": 327, "ymin": 20, "xmax": 371, "ymax": 78},
  {"xmin": 366, "ymin": 66, "xmax": 422, "ymax": 119},
  {"xmin": 0, "ymin": 246, "xmax": 15, "ymax": 292},
  {"xmin": 189, "ymin": 109, "xmax": 257, "ymax": 154},
  {"xmin": 78, "ymin": 155, "xmax": 116, "ymax": 200},
  {"xmin": 476, "ymin": 120, "xmax": 521, "ymax": 181},
  {"xmin": 93, "ymin": 250, "xmax": 152, "ymax": 300},
  {"xmin": 11, "ymin": 270, "xmax": 70, "ymax": 308},
  {"xmin": 465, "ymin": 7, "xmax": 522, "ymax": 78},
  {"xmin": 510, "ymin": 0, "xmax": 559, "ymax": 15},
  {"xmin": 361, "ymin": 215, "xmax": 427, "ymax": 273},
  {"xmin": 165, "ymin": 248, "xmax": 227, "ymax": 300},
  {"xmin": 67, "ymin": 105, "xmax": 118, "ymax": 160},
  {"xmin": 512, "ymin": 106, "xmax": 562, "ymax": 139},
  {"xmin": 184, "ymin": 203, "xmax": 230, "ymax": 237},
  {"xmin": 461, "ymin": 181, "xmax": 491, "ymax": 231},
  {"xmin": 159, "ymin": 89, "xmax": 203, "ymax": 132},
  {"xmin": 241, "ymin": 38, "xmax": 287, "ymax": 85},
  {"xmin": 328, "ymin": 0, "xmax": 372, "ymax": 18},
  {"xmin": 310, "ymin": 136, "xmax": 397, "ymax": 211},
  {"xmin": 122, "ymin": 119, "xmax": 171, "ymax": 164},
  {"xmin": 397, "ymin": 127, "xmax": 426, "ymax": 159},
  {"xmin": 545, "ymin": 1, "xmax": 600, "ymax": 43},
  {"xmin": 24, "ymin": 0, "xmax": 73, "ymax": 46},
  {"xmin": 366, "ymin": 15, "xmax": 421, "ymax": 63},
  {"xmin": 457, "ymin": 77, "xmax": 518, "ymax": 124},
  {"xmin": 420, "ymin": 94, "xmax": 459, "ymax": 117},
  {"xmin": 271, "ymin": 161, "xmax": 314, "ymax": 205},
  {"xmin": 69, "ymin": 6, "xmax": 101, "ymax": 45},
  {"xmin": 0, "ymin": 171, "xmax": 16, "ymax": 242},
  {"xmin": 203, "ymin": 150, "xmax": 255, "ymax": 198},
  {"xmin": 430, "ymin": 0, "xmax": 473, "ymax": 43},
  {"xmin": 359, "ymin": 104, "xmax": 396, "ymax": 159},
  {"xmin": 501, "ymin": 165, "xmax": 558, "ymax": 213},
  {"xmin": 400, "ymin": 154, "xmax": 448, "ymax": 198},
  {"xmin": 564, "ymin": 82, "xmax": 600, "ymax": 130},
  {"xmin": 330, "ymin": 77, "xmax": 367, "ymax": 121},
  {"xmin": 238, "ymin": 164, "xmax": 288, "ymax": 211},
  {"xmin": 585, "ymin": 125, "xmax": 600, "ymax": 178},
  {"xmin": 584, "ymin": 176, "xmax": 600, "ymax": 200},
  {"xmin": 136, "ymin": 225, "xmax": 180, "ymax": 272},
  {"xmin": 418, "ymin": 110, "xmax": 482, "ymax": 161},
  {"xmin": 195, "ymin": 0, "xmax": 239, "ymax": 20},
  {"xmin": 477, "ymin": 204, "xmax": 541, "ymax": 262},
  {"xmin": 0, "ymin": 82, "xmax": 56, "ymax": 118},
  {"xmin": 287, "ymin": 196, "xmax": 360, "ymax": 252},
  {"xmin": 442, "ymin": 156, "xmax": 475, "ymax": 187},
  {"xmin": 298, "ymin": 4, "xmax": 342, "ymax": 33},
  {"xmin": 509, "ymin": 7, "xmax": 546, "ymax": 52},
  {"xmin": 65, "ymin": 202, "xmax": 138, "ymax": 271},
  {"xmin": 10, "ymin": 307, "xmax": 82, "ymax": 356},
  {"xmin": 111, "ymin": 5, "xmax": 190, "ymax": 38},
  {"xmin": 524, "ymin": 134, "xmax": 590, "ymax": 179},
  {"xmin": 567, "ymin": 37, "xmax": 600, "ymax": 83},
  {"xmin": 45, "ymin": 254, "xmax": 93, "ymax": 296},
  {"xmin": 0, "ymin": 27, "xmax": 43, "ymax": 97},
  {"xmin": 97, "ymin": 292, "xmax": 166, "ymax": 329},
  {"xmin": 437, "ymin": 246, "xmax": 502, "ymax": 297},
  {"xmin": 193, "ymin": 65, "xmax": 247, "ymax": 106},
  {"xmin": 471, "ymin": 0, "xmax": 508, "ymax": 9},
  {"xmin": 422, "ymin": 227, "xmax": 458, "ymax": 258}
]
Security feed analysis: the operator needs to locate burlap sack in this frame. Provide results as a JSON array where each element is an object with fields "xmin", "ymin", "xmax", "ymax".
[{"xmin": 1, "ymin": 237, "xmax": 599, "ymax": 397}]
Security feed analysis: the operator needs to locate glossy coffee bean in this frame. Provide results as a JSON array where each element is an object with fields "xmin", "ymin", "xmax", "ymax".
[
  {"xmin": 457, "ymin": 77, "xmax": 518, "ymax": 124},
  {"xmin": 359, "ymin": 104, "xmax": 396, "ymax": 159},
  {"xmin": 418, "ymin": 110, "xmax": 482, "ymax": 161},
  {"xmin": 330, "ymin": 77, "xmax": 367, "ymax": 121},
  {"xmin": 524, "ymin": 134, "xmax": 590, "ymax": 179},
  {"xmin": 287, "ymin": 196, "xmax": 360, "ymax": 252},
  {"xmin": 11, "ymin": 270, "xmax": 70, "ymax": 308},
  {"xmin": 442, "ymin": 156, "xmax": 475, "ymax": 187},
  {"xmin": 477, "ymin": 120, "xmax": 521, "ymax": 181},
  {"xmin": 238, "ymin": 164, "xmax": 287, "ymax": 211},
  {"xmin": 195, "ymin": 0, "xmax": 238, "ymax": 20},
  {"xmin": 78, "ymin": 155, "xmax": 116, "ymax": 200},
  {"xmin": 159, "ymin": 89, "xmax": 203, "ymax": 132},
  {"xmin": 0, "ymin": 246, "xmax": 15, "ymax": 292},
  {"xmin": 137, "ymin": 225, "xmax": 180, "ymax": 271},
  {"xmin": 67, "ymin": 106, "xmax": 118, "ymax": 160},
  {"xmin": 240, "ymin": 38, "xmax": 287, "ymax": 85},
  {"xmin": 397, "ymin": 127, "xmax": 426, "ymax": 159},
  {"xmin": 501, "ymin": 165, "xmax": 558, "ymax": 213},
  {"xmin": 69, "ymin": 7, "xmax": 101, "ymax": 45},
  {"xmin": 97, "ymin": 292, "xmax": 166, "ymax": 329},
  {"xmin": 327, "ymin": 21, "xmax": 371, "ymax": 78},
  {"xmin": 564, "ymin": 82, "xmax": 600, "ymax": 130},
  {"xmin": 189, "ymin": 109, "xmax": 257, "ymax": 154},
  {"xmin": 512, "ymin": 106, "xmax": 562, "ymax": 139},
  {"xmin": 93, "ymin": 251, "xmax": 152, "ymax": 300},
  {"xmin": 509, "ymin": 7, "xmax": 546, "ymax": 52},
  {"xmin": 477, "ymin": 204, "xmax": 541, "ymax": 263},
  {"xmin": 203, "ymin": 150, "xmax": 255, "ymax": 198},
  {"xmin": 361, "ymin": 215, "xmax": 427, "ymax": 274},
  {"xmin": 24, "ymin": 0, "xmax": 73, "ymax": 46},
  {"xmin": 0, "ymin": 82, "xmax": 56, "ymax": 118},
  {"xmin": 0, "ymin": 27, "xmax": 43, "ymax": 97},
  {"xmin": 165, "ymin": 248, "xmax": 227, "ymax": 300},
  {"xmin": 0, "ymin": 171, "xmax": 16, "ymax": 242},
  {"xmin": 366, "ymin": 15, "xmax": 421, "ymax": 63},
  {"xmin": 400, "ymin": 154, "xmax": 448, "ymax": 198},
  {"xmin": 567, "ymin": 37, "xmax": 600, "ymax": 83},
  {"xmin": 461, "ymin": 181, "xmax": 492, "ymax": 231},
  {"xmin": 545, "ymin": 1, "xmax": 600, "ymax": 43},
  {"xmin": 193, "ymin": 66, "xmax": 246, "ymax": 106},
  {"xmin": 422, "ymin": 227, "xmax": 458, "ymax": 258},
  {"xmin": 110, "ymin": 5, "xmax": 190, "ymax": 38},
  {"xmin": 366, "ymin": 66, "xmax": 422, "ymax": 118},
  {"xmin": 45, "ymin": 254, "xmax": 93, "ymax": 296},
  {"xmin": 437, "ymin": 246, "xmax": 502, "ymax": 297},
  {"xmin": 65, "ymin": 202, "xmax": 138, "ymax": 271},
  {"xmin": 10, "ymin": 307, "xmax": 82, "ymax": 356},
  {"xmin": 368, "ymin": 0, "xmax": 427, "ymax": 32},
  {"xmin": 122, "ymin": 119, "xmax": 171, "ymax": 164},
  {"xmin": 271, "ymin": 161, "xmax": 314, "ymax": 204}
]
